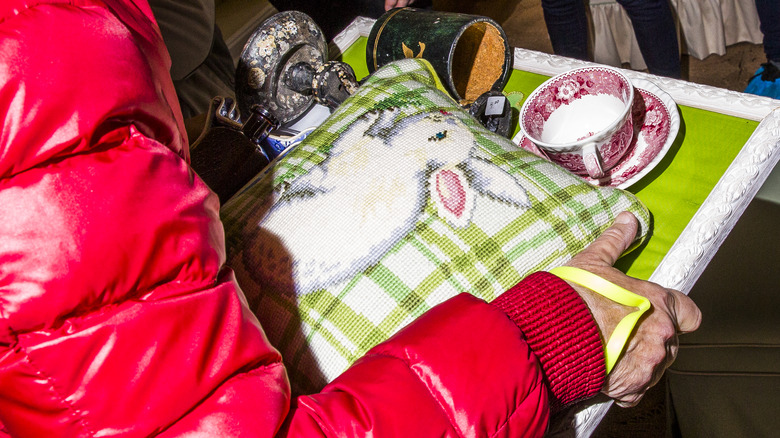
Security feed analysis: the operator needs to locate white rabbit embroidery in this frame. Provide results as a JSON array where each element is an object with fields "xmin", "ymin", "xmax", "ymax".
[{"xmin": 244, "ymin": 108, "xmax": 530, "ymax": 296}]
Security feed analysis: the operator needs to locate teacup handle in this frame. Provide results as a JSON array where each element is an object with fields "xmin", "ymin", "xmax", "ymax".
[{"xmin": 582, "ymin": 142, "xmax": 604, "ymax": 179}]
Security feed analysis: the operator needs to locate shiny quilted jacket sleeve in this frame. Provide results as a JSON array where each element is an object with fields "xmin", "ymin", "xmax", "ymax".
[
  {"xmin": 0, "ymin": 1, "xmax": 289, "ymax": 436},
  {"xmin": 0, "ymin": 1, "xmax": 607, "ymax": 436},
  {"xmin": 283, "ymin": 275, "xmax": 605, "ymax": 437},
  {"xmin": 284, "ymin": 293, "xmax": 551, "ymax": 437}
]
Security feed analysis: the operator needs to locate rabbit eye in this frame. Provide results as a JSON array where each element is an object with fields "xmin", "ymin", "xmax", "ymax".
[{"xmin": 428, "ymin": 130, "xmax": 448, "ymax": 142}]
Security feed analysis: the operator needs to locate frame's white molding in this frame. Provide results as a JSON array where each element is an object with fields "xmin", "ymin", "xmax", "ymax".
[
  {"xmin": 511, "ymin": 48, "xmax": 779, "ymax": 122},
  {"xmin": 329, "ymin": 16, "xmax": 374, "ymax": 60},
  {"xmin": 648, "ymin": 109, "xmax": 780, "ymax": 291}
]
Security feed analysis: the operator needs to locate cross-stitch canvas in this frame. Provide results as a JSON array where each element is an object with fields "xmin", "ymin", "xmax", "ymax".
[{"xmin": 221, "ymin": 58, "xmax": 651, "ymax": 394}]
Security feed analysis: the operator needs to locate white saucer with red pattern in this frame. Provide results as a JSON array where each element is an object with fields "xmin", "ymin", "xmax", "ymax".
[{"xmin": 513, "ymin": 78, "xmax": 680, "ymax": 189}]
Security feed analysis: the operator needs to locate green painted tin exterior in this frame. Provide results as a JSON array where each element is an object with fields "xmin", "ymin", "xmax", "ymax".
[{"xmin": 366, "ymin": 8, "xmax": 512, "ymax": 103}]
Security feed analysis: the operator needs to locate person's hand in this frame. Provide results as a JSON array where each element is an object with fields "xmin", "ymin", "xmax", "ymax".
[
  {"xmin": 563, "ymin": 211, "xmax": 702, "ymax": 407},
  {"xmin": 384, "ymin": 0, "xmax": 415, "ymax": 11}
]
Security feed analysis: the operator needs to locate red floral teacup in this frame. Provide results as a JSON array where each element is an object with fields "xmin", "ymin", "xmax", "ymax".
[{"xmin": 519, "ymin": 66, "xmax": 635, "ymax": 179}]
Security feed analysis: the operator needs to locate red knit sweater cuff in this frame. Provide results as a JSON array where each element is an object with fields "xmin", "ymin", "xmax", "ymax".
[{"xmin": 491, "ymin": 271, "xmax": 606, "ymax": 408}]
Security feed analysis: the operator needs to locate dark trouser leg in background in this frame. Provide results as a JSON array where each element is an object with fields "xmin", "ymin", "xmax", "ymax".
[
  {"xmin": 755, "ymin": 0, "xmax": 780, "ymax": 64},
  {"xmin": 541, "ymin": 0, "xmax": 680, "ymax": 78},
  {"xmin": 617, "ymin": 0, "xmax": 681, "ymax": 78},
  {"xmin": 540, "ymin": 0, "xmax": 590, "ymax": 61},
  {"xmin": 745, "ymin": 0, "xmax": 780, "ymax": 95}
]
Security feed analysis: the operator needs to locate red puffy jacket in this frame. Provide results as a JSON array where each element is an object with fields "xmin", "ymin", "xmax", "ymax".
[{"xmin": 0, "ymin": 1, "xmax": 606, "ymax": 436}]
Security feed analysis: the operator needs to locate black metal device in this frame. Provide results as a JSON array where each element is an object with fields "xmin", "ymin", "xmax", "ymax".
[
  {"xmin": 189, "ymin": 11, "xmax": 359, "ymax": 204},
  {"xmin": 189, "ymin": 97, "xmax": 279, "ymax": 204},
  {"xmin": 235, "ymin": 10, "xmax": 358, "ymax": 126}
]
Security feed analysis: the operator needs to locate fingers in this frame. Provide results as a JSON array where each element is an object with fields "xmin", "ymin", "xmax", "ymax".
[
  {"xmin": 616, "ymin": 396, "xmax": 642, "ymax": 408},
  {"xmin": 573, "ymin": 211, "xmax": 639, "ymax": 267},
  {"xmin": 602, "ymin": 287, "xmax": 698, "ymax": 406},
  {"xmin": 562, "ymin": 210, "xmax": 702, "ymax": 408},
  {"xmin": 613, "ymin": 336, "xmax": 674, "ymax": 408},
  {"xmin": 667, "ymin": 288, "xmax": 702, "ymax": 333},
  {"xmin": 664, "ymin": 334, "xmax": 679, "ymax": 368},
  {"xmin": 385, "ymin": 0, "xmax": 414, "ymax": 10}
]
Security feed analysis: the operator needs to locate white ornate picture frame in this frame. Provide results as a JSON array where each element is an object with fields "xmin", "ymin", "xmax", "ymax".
[{"xmin": 331, "ymin": 17, "xmax": 780, "ymax": 436}]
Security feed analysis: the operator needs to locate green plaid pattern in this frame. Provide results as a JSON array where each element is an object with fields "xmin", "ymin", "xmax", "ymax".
[{"xmin": 221, "ymin": 59, "xmax": 650, "ymax": 395}]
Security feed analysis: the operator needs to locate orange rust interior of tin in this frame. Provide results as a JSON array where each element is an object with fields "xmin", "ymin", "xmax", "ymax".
[{"xmin": 451, "ymin": 22, "xmax": 506, "ymax": 104}]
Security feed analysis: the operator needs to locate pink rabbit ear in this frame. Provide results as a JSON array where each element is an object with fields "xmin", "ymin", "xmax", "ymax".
[{"xmin": 430, "ymin": 167, "xmax": 475, "ymax": 228}]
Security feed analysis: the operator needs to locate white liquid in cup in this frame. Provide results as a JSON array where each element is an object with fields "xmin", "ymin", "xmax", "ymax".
[{"xmin": 540, "ymin": 95, "xmax": 625, "ymax": 145}]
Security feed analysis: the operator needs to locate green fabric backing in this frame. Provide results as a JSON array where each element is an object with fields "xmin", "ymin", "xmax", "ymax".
[{"xmin": 338, "ymin": 38, "xmax": 760, "ymax": 281}]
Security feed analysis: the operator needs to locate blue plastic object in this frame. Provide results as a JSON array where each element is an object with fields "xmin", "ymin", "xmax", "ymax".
[{"xmin": 744, "ymin": 63, "xmax": 780, "ymax": 99}]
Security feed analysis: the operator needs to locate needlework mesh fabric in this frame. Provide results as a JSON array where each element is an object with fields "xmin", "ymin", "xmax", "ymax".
[{"xmin": 220, "ymin": 58, "xmax": 650, "ymax": 394}]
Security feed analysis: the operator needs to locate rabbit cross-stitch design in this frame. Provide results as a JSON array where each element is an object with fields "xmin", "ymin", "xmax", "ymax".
[{"xmin": 245, "ymin": 107, "xmax": 531, "ymax": 296}]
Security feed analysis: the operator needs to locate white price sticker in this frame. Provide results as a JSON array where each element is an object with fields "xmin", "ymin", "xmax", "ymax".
[{"xmin": 485, "ymin": 96, "xmax": 506, "ymax": 116}]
